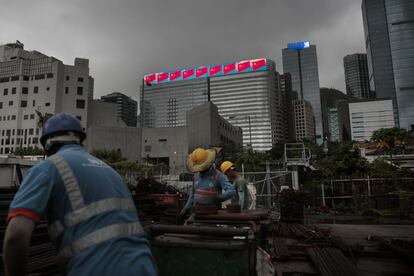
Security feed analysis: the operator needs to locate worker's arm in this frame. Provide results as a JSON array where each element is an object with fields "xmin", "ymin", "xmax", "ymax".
[
  {"xmin": 3, "ymin": 216, "xmax": 36, "ymax": 276},
  {"xmin": 217, "ymin": 172, "xmax": 236, "ymax": 200},
  {"xmin": 182, "ymin": 187, "xmax": 194, "ymax": 212}
]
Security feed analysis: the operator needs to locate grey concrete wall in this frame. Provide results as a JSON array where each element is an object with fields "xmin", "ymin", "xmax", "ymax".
[
  {"xmin": 187, "ymin": 102, "xmax": 214, "ymax": 151},
  {"xmin": 142, "ymin": 127, "xmax": 188, "ymax": 175},
  {"xmin": 87, "ymin": 100, "xmax": 126, "ymax": 128},
  {"xmin": 187, "ymin": 102, "xmax": 242, "ymax": 151},
  {"xmin": 85, "ymin": 126, "xmax": 141, "ymax": 161}
]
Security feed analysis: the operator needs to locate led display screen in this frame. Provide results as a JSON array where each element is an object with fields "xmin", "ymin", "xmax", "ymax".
[{"xmin": 144, "ymin": 58, "xmax": 267, "ymax": 85}]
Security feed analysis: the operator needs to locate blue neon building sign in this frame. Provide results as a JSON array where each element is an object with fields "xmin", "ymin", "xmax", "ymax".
[{"xmin": 287, "ymin": 41, "xmax": 310, "ymax": 50}]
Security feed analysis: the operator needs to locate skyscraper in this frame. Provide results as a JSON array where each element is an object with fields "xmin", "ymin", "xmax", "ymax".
[
  {"xmin": 343, "ymin": 54, "xmax": 370, "ymax": 99},
  {"xmin": 101, "ymin": 92, "xmax": 138, "ymax": 127},
  {"xmin": 282, "ymin": 43, "xmax": 322, "ymax": 142},
  {"xmin": 0, "ymin": 41, "xmax": 92, "ymax": 154},
  {"xmin": 320, "ymin": 88, "xmax": 350, "ymax": 140},
  {"xmin": 362, "ymin": 0, "xmax": 414, "ymax": 129},
  {"xmin": 141, "ymin": 58, "xmax": 284, "ymax": 151}
]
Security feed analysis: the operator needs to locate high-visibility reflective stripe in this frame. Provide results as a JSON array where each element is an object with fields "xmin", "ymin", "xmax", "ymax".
[
  {"xmin": 64, "ymin": 198, "xmax": 137, "ymax": 227},
  {"xmin": 48, "ymin": 220, "xmax": 64, "ymax": 239},
  {"xmin": 48, "ymin": 154, "xmax": 85, "ymax": 210},
  {"xmin": 56, "ymin": 222, "xmax": 144, "ymax": 262}
]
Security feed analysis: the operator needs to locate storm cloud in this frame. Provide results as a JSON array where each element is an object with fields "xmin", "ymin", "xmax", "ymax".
[{"xmin": 0, "ymin": 0, "xmax": 365, "ymax": 105}]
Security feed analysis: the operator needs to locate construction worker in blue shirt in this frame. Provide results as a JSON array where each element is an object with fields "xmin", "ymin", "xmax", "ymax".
[
  {"xmin": 3, "ymin": 113, "xmax": 157, "ymax": 276},
  {"xmin": 179, "ymin": 148, "xmax": 236, "ymax": 217}
]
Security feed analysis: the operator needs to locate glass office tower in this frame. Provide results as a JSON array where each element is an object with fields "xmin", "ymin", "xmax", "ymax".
[
  {"xmin": 282, "ymin": 45, "xmax": 322, "ymax": 143},
  {"xmin": 343, "ymin": 54, "xmax": 370, "ymax": 99},
  {"xmin": 362, "ymin": 0, "xmax": 414, "ymax": 128},
  {"xmin": 141, "ymin": 59, "xmax": 283, "ymax": 151}
]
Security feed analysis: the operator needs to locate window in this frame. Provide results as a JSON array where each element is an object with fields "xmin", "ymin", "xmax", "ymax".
[
  {"xmin": 0, "ymin": 102, "xmax": 2, "ymax": 109},
  {"xmin": 3, "ymin": 88, "xmax": 8, "ymax": 95},
  {"xmin": 66, "ymin": 76, "xmax": 70, "ymax": 81},
  {"xmin": 23, "ymin": 76, "xmax": 29, "ymax": 81},
  {"xmin": 29, "ymin": 128, "xmax": 34, "ymax": 135},
  {"xmin": 76, "ymin": 116, "xmax": 82, "ymax": 121},
  {"xmin": 11, "ymin": 76, "xmax": 19, "ymax": 81},
  {"xmin": 46, "ymin": 87, "xmax": 50, "ymax": 91},
  {"xmin": 46, "ymin": 73, "xmax": 54, "ymax": 78},
  {"xmin": 33, "ymin": 137, "xmax": 38, "ymax": 144},
  {"xmin": 78, "ymin": 77, "xmax": 84, "ymax": 82},
  {"xmin": 76, "ymin": 99, "xmax": 85, "ymax": 109},
  {"xmin": 8, "ymin": 101, "xmax": 13, "ymax": 106},
  {"xmin": 12, "ymin": 87, "xmax": 16, "ymax": 94},
  {"xmin": 34, "ymin": 74, "xmax": 45, "ymax": 80},
  {"xmin": 21, "ymin": 101, "xmax": 27, "ymax": 107},
  {"xmin": 45, "ymin": 102, "xmax": 50, "ymax": 107},
  {"xmin": 11, "ymin": 115, "xmax": 16, "ymax": 120},
  {"xmin": 23, "ymin": 115, "xmax": 28, "ymax": 120},
  {"xmin": 77, "ymin": 87, "xmax": 83, "ymax": 95},
  {"xmin": 12, "ymin": 130, "xmax": 15, "ymax": 135},
  {"xmin": 32, "ymin": 100, "xmax": 36, "ymax": 107},
  {"xmin": 22, "ymin": 87, "xmax": 28, "ymax": 94},
  {"xmin": 34, "ymin": 86, "xmax": 38, "ymax": 94},
  {"xmin": 30, "ymin": 114, "xmax": 35, "ymax": 119}
]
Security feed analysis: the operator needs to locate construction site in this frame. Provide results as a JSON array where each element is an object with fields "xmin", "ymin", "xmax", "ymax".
[{"xmin": 0, "ymin": 143, "xmax": 414, "ymax": 276}]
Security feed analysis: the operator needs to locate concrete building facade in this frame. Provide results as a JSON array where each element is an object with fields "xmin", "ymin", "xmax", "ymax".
[
  {"xmin": 0, "ymin": 41, "xmax": 92, "ymax": 155},
  {"xmin": 87, "ymin": 102, "xmax": 242, "ymax": 175},
  {"xmin": 349, "ymin": 99, "xmax": 395, "ymax": 142},
  {"xmin": 293, "ymin": 99, "xmax": 315, "ymax": 141}
]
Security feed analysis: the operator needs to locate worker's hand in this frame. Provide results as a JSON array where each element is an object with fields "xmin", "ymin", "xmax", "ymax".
[
  {"xmin": 179, "ymin": 207, "xmax": 189, "ymax": 218},
  {"xmin": 212, "ymin": 195, "xmax": 225, "ymax": 205},
  {"xmin": 178, "ymin": 208, "xmax": 189, "ymax": 225}
]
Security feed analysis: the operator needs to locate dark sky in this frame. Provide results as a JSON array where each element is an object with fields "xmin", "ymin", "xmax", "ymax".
[{"xmin": 0, "ymin": 0, "xmax": 365, "ymax": 103}]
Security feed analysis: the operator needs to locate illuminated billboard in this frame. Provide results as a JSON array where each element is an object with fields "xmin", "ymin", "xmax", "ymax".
[
  {"xmin": 287, "ymin": 41, "xmax": 310, "ymax": 51},
  {"xmin": 144, "ymin": 58, "xmax": 267, "ymax": 85}
]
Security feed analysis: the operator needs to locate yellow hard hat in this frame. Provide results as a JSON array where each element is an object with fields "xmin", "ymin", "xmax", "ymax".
[
  {"xmin": 186, "ymin": 148, "xmax": 216, "ymax": 173},
  {"xmin": 220, "ymin": 161, "xmax": 234, "ymax": 174}
]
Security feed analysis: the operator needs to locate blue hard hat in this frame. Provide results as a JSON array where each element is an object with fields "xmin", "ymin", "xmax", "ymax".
[{"xmin": 40, "ymin": 113, "xmax": 86, "ymax": 147}]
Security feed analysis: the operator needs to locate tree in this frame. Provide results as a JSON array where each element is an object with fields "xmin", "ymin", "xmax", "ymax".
[
  {"xmin": 35, "ymin": 110, "xmax": 53, "ymax": 129},
  {"xmin": 371, "ymin": 127, "xmax": 409, "ymax": 164}
]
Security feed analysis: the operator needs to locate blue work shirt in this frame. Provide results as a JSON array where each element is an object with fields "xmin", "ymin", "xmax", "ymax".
[
  {"xmin": 8, "ymin": 144, "xmax": 157, "ymax": 276},
  {"xmin": 184, "ymin": 165, "xmax": 236, "ymax": 210}
]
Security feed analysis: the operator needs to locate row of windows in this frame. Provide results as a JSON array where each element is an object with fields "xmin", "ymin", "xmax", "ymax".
[
  {"xmin": 0, "ymin": 74, "xmax": 54, "ymax": 83},
  {"xmin": 2, "ymin": 128, "xmax": 39, "ymax": 136},
  {"xmin": 66, "ymin": 76, "xmax": 84, "ymax": 82},
  {"xmin": 1, "ymin": 137, "xmax": 39, "ymax": 146},
  {"xmin": 0, "ymin": 100, "xmax": 49, "ymax": 108},
  {"xmin": 0, "ymin": 99, "xmax": 85, "ymax": 109},
  {"xmin": 3, "ymin": 86, "xmax": 84, "ymax": 96}
]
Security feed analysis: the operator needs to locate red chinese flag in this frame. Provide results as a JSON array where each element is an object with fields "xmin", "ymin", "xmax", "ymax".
[
  {"xmin": 209, "ymin": 65, "xmax": 222, "ymax": 76},
  {"xmin": 196, "ymin": 67, "xmax": 208, "ymax": 78},
  {"xmin": 223, "ymin": 63, "xmax": 236, "ymax": 74},
  {"xmin": 183, "ymin": 68, "xmax": 194, "ymax": 79},
  {"xmin": 170, "ymin": 70, "xmax": 181, "ymax": 81},
  {"xmin": 237, "ymin": 61, "xmax": 251, "ymax": 72},
  {"xmin": 252, "ymin": 59, "xmax": 266, "ymax": 71},
  {"xmin": 157, "ymin": 72, "xmax": 169, "ymax": 82},
  {"xmin": 145, "ymin": 74, "xmax": 156, "ymax": 83}
]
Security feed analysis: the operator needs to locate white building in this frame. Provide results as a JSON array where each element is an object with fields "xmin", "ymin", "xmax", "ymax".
[
  {"xmin": 349, "ymin": 99, "xmax": 394, "ymax": 142},
  {"xmin": 293, "ymin": 99, "xmax": 315, "ymax": 141},
  {"xmin": 0, "ymin": 41, "xmax": 93, "ymax": 154}
]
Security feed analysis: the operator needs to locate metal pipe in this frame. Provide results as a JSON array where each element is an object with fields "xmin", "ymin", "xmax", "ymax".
[{"xmin": 151, "ymin": 224, "xmax": 250, "ymax": 237}]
